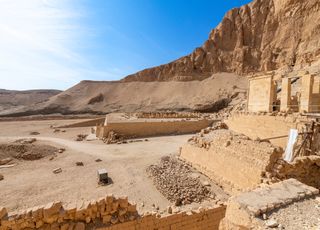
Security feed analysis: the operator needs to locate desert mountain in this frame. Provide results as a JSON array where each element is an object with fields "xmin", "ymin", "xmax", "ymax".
[
  {"xmin": 0, "ymin": 73, "xmax": 247, "ymax": 116},
  {"xmin": 0, "ymin": 89, "xmax": 61, "ymax": 114},
  {"xmin": 1, "ymin": 0, "xmax": 320, "ymax": 116},
  {"xmin": 123, "ymin": 0, "xmax": 320, "ymax": 82}
]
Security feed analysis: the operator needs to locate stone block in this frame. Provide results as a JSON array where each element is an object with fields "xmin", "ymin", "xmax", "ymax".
[
  {"xmin": 97, "ymin": 169, "xmax": 108, "ymax": 183},
  {"xmin": 43, "ymin": 202, "xmax": 62, "ymax": 224}
]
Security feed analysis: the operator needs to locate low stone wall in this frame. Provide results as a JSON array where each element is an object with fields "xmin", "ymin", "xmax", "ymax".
[
  {"xmin": 96, "ymin": 119, "xmax": 214, "ymax": 138},
  {"xmin": 0, "ymin": 195, "xmax": 138, "ymax": 230},
  {"xmin": 136, "ymin": 112, "xmax": 201, "ymax": 119},
  {"xmin": 59, "ymin": 117, "xmax": 105, "ymax": 128},
  {"xmin": 225, "ymin": 113, "xmax": 308, "ymax": 148},
  {"xmin": 98, "ymin": 206, "xmax": 226, "ymax": 230},
  {"xmin": 180, "ymin": 130, "xmax": 283, "ymax": 194},
  {"xmin": 0, "ymin": 195, "xmax": 226, "ymax": 230}
]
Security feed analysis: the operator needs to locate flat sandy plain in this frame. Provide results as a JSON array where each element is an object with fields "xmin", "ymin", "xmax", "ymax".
[{"xmin": 0, "ymin": 119, "xmax": 225, "ymax": 213}]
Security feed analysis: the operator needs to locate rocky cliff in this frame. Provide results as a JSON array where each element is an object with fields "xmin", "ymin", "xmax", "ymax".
[{"xmin": 123, "ymin": 0, "xmax": 320, "ymax": 82}]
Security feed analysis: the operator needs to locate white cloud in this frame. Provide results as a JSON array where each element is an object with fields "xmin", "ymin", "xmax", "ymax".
[{"xmin": 0, "ymin": 0, "xmax": 105, "ymax": 90}]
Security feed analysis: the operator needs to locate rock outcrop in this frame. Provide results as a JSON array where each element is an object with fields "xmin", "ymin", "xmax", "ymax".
[{"xmin": 123, "ymin": 0, "xmax": 320, "ymax": 82}]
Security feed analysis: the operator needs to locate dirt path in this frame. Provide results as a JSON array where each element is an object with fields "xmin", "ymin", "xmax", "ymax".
[{"xmin": 0, "ymin": 133, "xmax": 193, "ymax": 213}]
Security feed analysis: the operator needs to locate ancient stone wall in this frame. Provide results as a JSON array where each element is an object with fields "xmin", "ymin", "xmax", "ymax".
[
  {"xmin": 272, "ymin": 155, "xmax": 320, "ymax": 189},
  {"xmin": 96, "ymin": 119, "xmax": 213, "ymax": 138},
  {"xmin": 180, "ymin": 130, "xmax": 283, "ymax": 194},
  {"xmin": 59, "ymin": 117, "xmax": 105, "ymax": 128},
  {"xmin": 0, "ymin": 195, "xmax": 226, "ymax": 230},
  {"xmin": 247, "ymin": 75, "xmax": 275, "ymax": 113},
  {"xmin": 98, "ymin": 206, "xmax": 226, "ymax": 230},
  {"xmin": 135, "ymin": 112, "xmax": 201, "ymax": 119},
  {"xmin": 225, "ymin": 113, "xmax": 307, "ymax": 148}
]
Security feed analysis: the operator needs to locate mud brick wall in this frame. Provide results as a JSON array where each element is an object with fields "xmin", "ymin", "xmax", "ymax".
[
  {"xmin": 96, "ymin": 119, "xmax": 213, "ymax": 138},
  {"xmin": 98, "ymin": 206, "xmax": 226, "ymax": 230},
  {"xmin": 0, "ymin": 195, "xmax": 226, "ymax": 230}
]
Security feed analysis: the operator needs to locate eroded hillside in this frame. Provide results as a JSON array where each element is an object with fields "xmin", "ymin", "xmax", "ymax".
[{"xmin": 123, "ymin": 0, "xmax": 320, "ymax": 82}]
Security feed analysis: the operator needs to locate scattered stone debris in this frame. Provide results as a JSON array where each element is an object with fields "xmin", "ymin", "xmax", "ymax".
[
  {"xmin": 49, "ymin": 156, "xmax": 56, "ymax": 161},
  {"xmin": 75, "ymin": 134, "xmax": 88, "ymax": 141},
  {"xmin": 14, "ymin": 138, "xmax": 36, "ymax": 144},
  {"xmin": 0, "ymin": 174, "xmax": 3, "ymax": 181},
  {"xmin": 53, "ymin": 129, "xmax": 60, "ymax": 133},
  {"xmin": 29, "ymin": 131, "xmax": 40, "ymax": 135},
  {"xmin": 265, "ymin": 219, "xmax": 278, "ymax": 228},
  {"xmin": 147, "ymin": 156, "xmax": 213, "ymax": 205},
  {"xmin": 102, "ymin": 131, "xmax": 124, "ymax": 144},
  {"xmin": 76, "ymin": 161, "xmax": 84, "ymax": 166},
  {"xmin": 260, "ymin": 198, "xmax": 320, "ymax": 230},
  {"xmin": 58, "ymin": 148, "xmax": 65, "ymax": 153},
  {"xmin": 95, "ymin": 158, "xmax": 102, "ymax": 162},
  {"xmin": 53, "ymin": 168, "xmax": 62, "ymax": 174}
]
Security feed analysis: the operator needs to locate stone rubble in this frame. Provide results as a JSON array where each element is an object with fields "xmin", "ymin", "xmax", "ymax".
[{"xmin": 146, "ymin": 156, "xmax": 213, "ymax": 205}]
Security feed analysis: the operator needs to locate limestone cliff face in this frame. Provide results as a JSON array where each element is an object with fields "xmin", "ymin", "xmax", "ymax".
[{"xmin": 122, "ymin": 0, "xmax": 320, "ymax": 82}]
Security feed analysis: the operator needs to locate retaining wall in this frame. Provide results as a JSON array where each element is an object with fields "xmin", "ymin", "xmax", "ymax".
[
  {"xmin": 180, "ymin": 131, "xmax": 283, "ymax": 194},
  {"xmin": 96, "ymin": 119, "xmax": 214, "ymax": 138},
  {"xmin": 0, "ymin": 195, "xmax": 226, "ymax": 230},
  {"xmin": 60, "ymin": 117, "xmax": 105, "ymax": 128},
  {"xmin": 225, "ymin": 114, "xmax": 307, "ymax": 148}
]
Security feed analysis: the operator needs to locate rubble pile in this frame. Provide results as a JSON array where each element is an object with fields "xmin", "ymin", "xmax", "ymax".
[
  {"xmin": 102, "ymin": 131, "xmax": 125, "ymax": 144},
  {"xmin": 188, "ymin": 122, "xmax": 229, "ymax": 149},
  {"xmin": 75, "ymin": 134, "xmax": 87, "ymax": 141},
  {"xmin": 147, "ymin": 156, "xmax": 213, "ymax": 205}
]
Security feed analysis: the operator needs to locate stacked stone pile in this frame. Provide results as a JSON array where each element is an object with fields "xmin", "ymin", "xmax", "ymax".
[
  {"xmin": 146, "ymin": 156, "xmax": 213, "ymax": 205},
  {"xmin": 0, "ymin": 195, "xmax": 138, "ymax": 230}
]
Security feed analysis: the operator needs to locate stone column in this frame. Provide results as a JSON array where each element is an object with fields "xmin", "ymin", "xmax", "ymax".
[
  {"xmin": 300, "ymin": 74, "xmax": 314, "ymax": 113},
  {"xmin": 280, "ymin": 78, "xmax": 291, "ymax": 112}
]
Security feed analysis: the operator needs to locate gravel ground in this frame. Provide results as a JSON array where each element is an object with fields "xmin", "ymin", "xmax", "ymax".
[{"xmin": 260, "ymin": 197, "xmax": 320, "ymax": 229}]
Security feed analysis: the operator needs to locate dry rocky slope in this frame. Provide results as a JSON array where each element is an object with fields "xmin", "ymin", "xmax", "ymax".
[
  {"xmin": 0, "ymin": 89, "xmax": 61, "ymax": 114},
  {"xmin": 0, "ymin": 73, "xmax": 247, "ymax": 116},
  {"xmin": 123, "ymin": 0, "xmax": 320, "ymax": 82}
]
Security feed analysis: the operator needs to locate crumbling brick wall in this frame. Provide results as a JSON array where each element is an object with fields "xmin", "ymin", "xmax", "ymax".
[
  {"xmin": 272, "ymin": 155, "xmax": 320, "ymax": 188},
  {"xmin": 0, "ymin": 195, "xmax": 226, "ymax": 230},
  {"xmin": 180, "ymin": 129, "xmax": 283, "ymax": 194}
]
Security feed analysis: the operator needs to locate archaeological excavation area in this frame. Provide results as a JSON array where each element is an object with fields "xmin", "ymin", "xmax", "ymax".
[{"xmin": 1, "ymin": 83, "xmax": 320, "ymax": 230}]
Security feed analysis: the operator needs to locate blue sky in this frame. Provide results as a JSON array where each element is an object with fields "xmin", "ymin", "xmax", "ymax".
[{"xmin": 0, "ymin": 0, "xmax": 251, "ymax": 90}]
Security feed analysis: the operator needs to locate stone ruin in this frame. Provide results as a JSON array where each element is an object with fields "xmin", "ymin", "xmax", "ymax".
[{"xmin": 247, "ymin": 71, "xmax": 320, "ymax": 113}]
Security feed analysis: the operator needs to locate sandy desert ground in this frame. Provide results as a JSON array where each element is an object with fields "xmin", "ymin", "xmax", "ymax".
[{"xmin": 0, "ymin": 119, "xmax": 227, "ymax": 214}]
